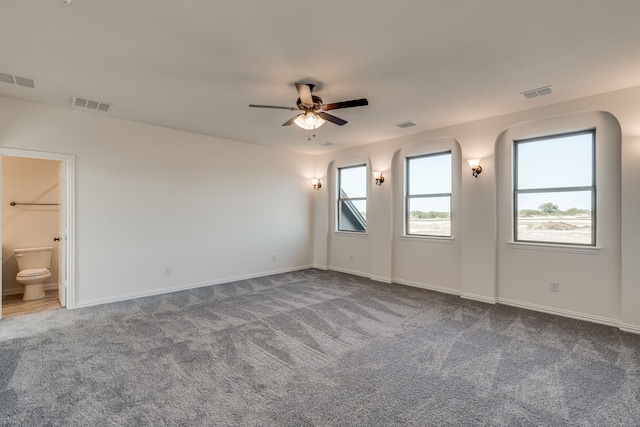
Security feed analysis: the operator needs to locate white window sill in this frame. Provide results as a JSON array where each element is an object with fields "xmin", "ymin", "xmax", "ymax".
[
  {"xmin": 334, "ymin": 231, "xmax": 368, "ymax": 237},
  {"xmin": 508, "ymin": 241, "xmax": 601, "ymax": 254},
  {"xmin": 401, "ymin": 235, "xmax": 454, "ymax": 244}
]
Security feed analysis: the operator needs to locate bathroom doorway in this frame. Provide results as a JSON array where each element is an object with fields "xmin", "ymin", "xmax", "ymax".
[{"xmin": 0, "ymin": 148, "xmax": 75, "ymax": 319}]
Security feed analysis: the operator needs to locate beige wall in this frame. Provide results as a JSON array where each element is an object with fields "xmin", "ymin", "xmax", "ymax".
[
  {"xmin": 0, "ymin": 96, "xmax": 314, "ymax": 307},
  {"xmin": 313, "ymin": 85, "xmax": 640, "ymax": 333},
  {"xmin": 2, "ymin": 84, "xmax": 640, "ymax": 334},
  {"xmin": 2, "ymin": 157, "xmax": 60, "ymax": 295}
]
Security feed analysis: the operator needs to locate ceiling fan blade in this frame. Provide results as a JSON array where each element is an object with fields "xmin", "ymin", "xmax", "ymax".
[
  {"xmin": 323, "ymin": 98, "xmax": 369, "ymax": 111},
  {"xmin": 282, "ymin": 114, "xmax": 302, "ymax": 126},
  {"xmin": 317, "ymin": 112, "xmax": 347, "ymax": 126},
  {"xmin": 249, "ymin": 104, "xmax": 297, "ymax": 110},
  {"xmin": 295, "ymin": 83, "xmax": 314, "ymax": 106}
]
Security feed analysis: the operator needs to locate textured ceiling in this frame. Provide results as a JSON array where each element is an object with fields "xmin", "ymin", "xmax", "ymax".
[{"xmin": 2, "ymin": 0, "xmax": 640, "ymax": 154}]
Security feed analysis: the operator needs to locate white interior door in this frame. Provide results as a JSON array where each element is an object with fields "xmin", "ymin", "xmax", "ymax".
[{"xmin": 58, "ymin": 161, "xmax": 66, "ymax": 307}]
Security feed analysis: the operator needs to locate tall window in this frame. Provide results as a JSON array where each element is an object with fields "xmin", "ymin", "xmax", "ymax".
[
  {"xmin": 338, "ymin": 165, "xmax": 367, "ymax": 232},
  {"xmin": 406, "ymin": 152, "xmax": 452, "ymax": 237},
  {"xmin": 514, "ymin": 130, "xmax": 595, "ymax": 245}
]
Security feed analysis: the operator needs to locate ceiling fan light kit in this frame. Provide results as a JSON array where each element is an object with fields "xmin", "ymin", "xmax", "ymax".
[
  {"xmin": 294, "ymin": 111, "xmax": 326, "ymax": 130},
  {"xmin": 250, "ymin": 83, "xmax": 368, "ymax": 131}
]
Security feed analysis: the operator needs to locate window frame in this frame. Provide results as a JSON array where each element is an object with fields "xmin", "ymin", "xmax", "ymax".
[
  {"xmin": 513, "ymin": 129, "xmax": 596, "ymax": 246},
  {"xmin": 337, "ymin": 163, "xmax": 367, "ymax": 233},
  {"xmin": 405, "ymin": 150, "xmax": 453, "ymax": 238}
]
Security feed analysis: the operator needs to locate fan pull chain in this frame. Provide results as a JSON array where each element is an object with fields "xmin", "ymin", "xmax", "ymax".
[{"xmin": 307, "ymin": 131, "xmax": 317, "ymax": 141}]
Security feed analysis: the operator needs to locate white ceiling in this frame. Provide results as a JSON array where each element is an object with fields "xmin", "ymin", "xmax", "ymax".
[{"xmin": 2, "ymin": 0, "xmax": 640, "ymax": 155}]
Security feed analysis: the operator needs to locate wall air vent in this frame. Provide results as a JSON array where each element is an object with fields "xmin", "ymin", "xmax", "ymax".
[
  {"xmin": 72, "ymin": 96, "xmax": 112, "ymax": 113},
  {"xmin": 0, "ymin": 72, "xmax": 37, "ymax": 88},
  {"xmin": 395, "ymin": 121, "xmax": 416, "ymax": 129},
  {"xmin": 521, "ymin": 85, "xmax": 553, "ymax": 99}
]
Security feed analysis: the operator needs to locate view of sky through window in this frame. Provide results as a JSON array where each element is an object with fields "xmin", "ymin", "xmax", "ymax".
[{"xmin": 515, "ymin": 131, "xmax": 595, "ymax": 245}]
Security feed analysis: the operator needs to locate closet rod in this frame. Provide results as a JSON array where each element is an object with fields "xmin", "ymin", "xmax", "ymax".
[{"xmin": 9, "ymin": 202, "xmax": 60, "ymax": 206}]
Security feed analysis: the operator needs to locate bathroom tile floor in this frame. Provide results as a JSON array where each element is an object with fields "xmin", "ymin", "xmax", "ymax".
[{"xmin": 1, "ymin": 289, "xmax": 62, "ymax": 318}]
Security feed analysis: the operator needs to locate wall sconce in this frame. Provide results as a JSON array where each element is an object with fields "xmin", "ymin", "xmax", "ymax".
[
  {"xmin": 467, "ymin": 159, "xmax": 482, "ymax": 178},
  {"xmin": 373, "ymin": 171, "xmax": 385, "ymax": 186},
  {"xmin": 311, "ymin": 178, "xmax": 322, "ymax": 190}
]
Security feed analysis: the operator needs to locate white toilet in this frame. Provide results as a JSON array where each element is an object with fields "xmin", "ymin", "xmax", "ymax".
[{"xmin": 14, "ymin": 247, "xmax": 53, "ymax": 301}]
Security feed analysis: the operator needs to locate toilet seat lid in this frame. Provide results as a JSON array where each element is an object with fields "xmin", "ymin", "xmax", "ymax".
[{"xmin": 17, "ymin": 268, "xmax": 50, "ymax": 277}]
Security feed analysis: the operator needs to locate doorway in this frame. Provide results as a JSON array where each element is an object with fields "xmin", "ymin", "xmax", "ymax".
[{"xmin": 0, "ymin": 148, "xmax": 75, "ymax": 319}]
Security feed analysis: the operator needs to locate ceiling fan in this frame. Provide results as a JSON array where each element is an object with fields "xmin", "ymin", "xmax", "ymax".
[{"xmin": 249, "ymin": 83, "xmax": 368, "ymax": 130}]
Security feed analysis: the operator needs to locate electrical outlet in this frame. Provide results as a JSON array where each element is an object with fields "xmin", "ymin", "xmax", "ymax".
[
  {"xmin": 550, "ymin": 281, "xmax": 559, "ymax": 292},
  {"xmin": 272, "ymin": 254, "xmax": 277, "ymax": 261},
  {"xmin": 164, "ymin": 267, "xmax": 172, "ymax": 275},
  {"xmin": 349, "ymin": 254, "xmax": 354, "ymax": 261}
]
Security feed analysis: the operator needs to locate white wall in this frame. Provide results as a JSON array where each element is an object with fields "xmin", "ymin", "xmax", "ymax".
[
  {"xmin": 391, "ymin": 138, "xmax": 462, "ymax": 293},
  {"xmin": 495, "ymin": 112, "xmax": 621, "ymax": 323},
  {"xmin": 0, "ymin": 97, "xmax": 314, "ymax": 307},
  {"xmin": 313, "ymin": 85, "xmax": 640, "ymax": 333},
  {"xmin": 2, "ymin": 157, "xmax": 60, "ymax": 295},
  {"xmin": 2, "ymin": 85, "xmax": 640, "ymax": 333}
]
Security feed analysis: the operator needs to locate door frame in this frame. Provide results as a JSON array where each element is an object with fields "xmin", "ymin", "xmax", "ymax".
[{"xmin": 0, "ymin": 148, "xmax": 75, "ymax": 318}]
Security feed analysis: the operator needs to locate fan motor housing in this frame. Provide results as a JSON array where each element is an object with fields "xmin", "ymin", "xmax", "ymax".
[{"xmin": 297, "ymin": 95, "xmax": 323, "ymax": 110}]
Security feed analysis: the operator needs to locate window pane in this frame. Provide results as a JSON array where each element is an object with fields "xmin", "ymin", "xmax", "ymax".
[
  {"xmin": 516, "ymin": 191, "xmax": 593, "ymax": 244},
  {"xmin": 339, "ymin": 199, "xmax": 366, "ymax": 231},
  {"xmin": 340, "ymin": 165, "xmax": 366, "ymax": 198},
  {"xmin": 408, "ymin": 153, "xmax": 451, "ymax": 195},
  {"xmin": 517, "ymin": 133, "xmax": 593, "ymax": 190},
  {"xmin": 407, "ymin": 196, "xmax": 451, "ymax": 236}
]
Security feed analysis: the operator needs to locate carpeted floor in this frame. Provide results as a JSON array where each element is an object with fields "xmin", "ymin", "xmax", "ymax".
[{"xmin": 1, "ymin": 269, "xmax": 639, "ymax": 426}]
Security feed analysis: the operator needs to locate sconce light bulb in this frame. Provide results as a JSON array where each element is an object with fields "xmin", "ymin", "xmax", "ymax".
[
  {"xmin": 373, "ymin": 172, "xmax": 385, "ymax": 186},
  {"xmin": 467, "ymin": 159, "xmax": 482, "ymax": 178}
]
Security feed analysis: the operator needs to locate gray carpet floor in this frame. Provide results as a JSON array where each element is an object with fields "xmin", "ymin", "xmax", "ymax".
[{"xmin": 1, "ymin": 269, "xmax": 639, "ymax": 426}]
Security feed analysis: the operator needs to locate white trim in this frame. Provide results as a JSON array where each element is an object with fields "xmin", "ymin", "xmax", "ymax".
[
  {"xmin": 327, "ymin": 266, "xmax": 371, "ymax": 278},
  {"xmin": 75, "ymin": 265, "xmax": 313, "ymax": 308},
  {"xmin": 461, "ymin": 292, "xmax": 497, "ymax": 304},
  {"xmin": 619, "ymin": 323, "xmax": 640, "ymax": 335},
  {"xmin": 332, "ymin": 231, "xmax": 368, "ymax": 238},
  {"xmin": 497, "ymin": 297, "xmax": 619, "ymax": 328},
  {"xmin": 370, "ymin": 275, "xmax": 392, "ymax": 283},
  {"xmin": 401, "ymin": 235, "xmax": 454, "ymax": 244},
  {"xmin": 312, "ymin": 264, "xmax": 329, "ymax": 270},
  {"xmin": 0, "ymin": 148, "xmax": 76, "ymax": 313},
  {"xmin": 392, "ymin": 277, "xmax": 461, "ymax": 296},
  {"xmin": 508, "ymin": 242, "xmax": 601, "ymax": 254}
]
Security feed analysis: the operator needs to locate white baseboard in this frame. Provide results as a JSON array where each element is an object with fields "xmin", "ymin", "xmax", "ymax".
[
  {"xmin": 327, "ymin": 266, "xmax": 371, "ymax": 278},
  {"xmin": 74, "ymin": 265, "xmax": 313, "ymax": 309},
  {"xmin": 619, "ymin": 323, "xmax": 640, "ymax": 335},
  {"xmin": 392, "ymin": 277, "xmax": 461, "ymax": 296},
  {"xmin": 61, "ymin": 265, "xmax": 640, "ymax": 336},
  {"xmin": 370, "ymin": 275, "xmax": 392, "ymax": 283},
  {"xmin": 497, "ymin": 297, "xmax": 620, "ymax": 328},
  {"xmin": 461, "ymin": 292, "xmax": 497, "ymax": 304},
  {"xmin": 2, "ymin": 283, "xmax": 58, "ymax": 296}
]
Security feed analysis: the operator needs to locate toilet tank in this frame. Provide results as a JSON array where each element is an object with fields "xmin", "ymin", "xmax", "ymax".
[{"xmin": 14, "ymin": 247, "xmax": 53, "ymax": 271}]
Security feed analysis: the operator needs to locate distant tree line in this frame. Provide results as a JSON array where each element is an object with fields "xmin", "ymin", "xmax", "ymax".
[
  {"xmin": 519, "ymin": 202, "xmax": 591, "ymax": 217},
  {"xmin": 410, "ymin": 211, "xmax": 450, "ymax": 219}
]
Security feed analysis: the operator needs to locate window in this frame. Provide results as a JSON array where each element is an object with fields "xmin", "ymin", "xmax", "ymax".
[
  {"xmin": 337, "ymin": 164, "xmax": 367, "ymax": 232},
  {"xmin": 514, "ymin": 130, "xmax": 595, "ymax": 245},
  {"xmin": 406, "ymin": 152, "xmax": 452, "ymax": 237}
]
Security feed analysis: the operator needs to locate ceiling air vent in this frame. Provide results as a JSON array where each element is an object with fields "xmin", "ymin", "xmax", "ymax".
[
  {"xmin": 0, "ymin": 72, "xmax": 37, "ymax": 88},
  {"xmin": 72, "ymin": 96, "xmax": 112, "ymax": 113},
  {"xmin": 395, "ymin": 121, "xmax": 416, "ymax": 129},
  {"xmin": 318, "ymin": 141, "xmax": 334, "ymax": 146},
  {"xmin": 521, "ymin": 85, "xmax": 553, "ymax": 99}
]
